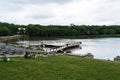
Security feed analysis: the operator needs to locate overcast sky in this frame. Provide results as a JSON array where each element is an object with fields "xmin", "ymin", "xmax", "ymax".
[{"xmin": 0, "ymin": 0, "xmax": 120, "ymax": 25}]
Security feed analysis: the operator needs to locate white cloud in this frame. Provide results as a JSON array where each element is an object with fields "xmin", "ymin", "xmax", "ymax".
[{"xmin": 0, "ymin": 0, "xmax": 120, "ymax": 25}]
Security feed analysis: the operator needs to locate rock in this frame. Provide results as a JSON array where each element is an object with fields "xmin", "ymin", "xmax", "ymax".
[
  {"xmin": 114, "ymin": 56, "xmax": 120, "ymax": 61},
  {"xmin": 84, "ymin": 53, "xmax": 94, "ymax": 58},
  {"xmin": 1, "ymin": 56, "xmax": 10, "ymax": 62},
  {"xmin": 24, "ymin": 52, "xmax": 37, "ymax": 59},
  {"xmin": 3, "ymin": 57, "xmax": 10, "ymax": 61},
  {"xmin": 24, "ymin": 51, "xmax": 30, "ymax": 58},
  {"xmin": 66, "ymin": 50, "xmax": 71, "ymax": 53},
  {"xmin": 30, "ymin": 54, "xmax": 37, "ymax": 59}
]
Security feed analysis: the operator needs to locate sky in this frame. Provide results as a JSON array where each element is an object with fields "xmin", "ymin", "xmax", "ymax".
[{"xmin": 0, "ymin": 0, "xmax": 120, "ymax": 25}]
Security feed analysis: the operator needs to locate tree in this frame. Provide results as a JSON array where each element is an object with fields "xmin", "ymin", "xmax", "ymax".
[{"xmin": 0, "ymin": 27, "xmax": 11, "ymax": 36}]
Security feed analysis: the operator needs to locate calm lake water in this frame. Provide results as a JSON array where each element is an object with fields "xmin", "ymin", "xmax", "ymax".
[{"xmin": 18, "ymin": 37, "xmax": 120, "ymax": 60}]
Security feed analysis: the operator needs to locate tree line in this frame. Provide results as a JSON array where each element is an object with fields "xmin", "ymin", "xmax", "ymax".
[{"xmin": 0, "ymin": 22, "xmax": 120, "ymax": 37}]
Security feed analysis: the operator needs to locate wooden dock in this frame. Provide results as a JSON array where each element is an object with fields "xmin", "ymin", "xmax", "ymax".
[{"xmin": 42, "ymin": 41, "xmax": 82, "ymax": 53}]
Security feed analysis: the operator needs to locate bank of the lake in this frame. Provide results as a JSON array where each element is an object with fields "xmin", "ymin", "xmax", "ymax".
[
  {"xmin": 99, "ymin": 34, "xmax": 120, "ymax": 37},
  {"xmin": 17, "ymin": 37, "xmax": 120, "ymax": 60},
  {"xmin": 1, "ymin": 35, "xmax": 120, "ymax": 60},
  {"xmin": 0, "ymin": 55, "xmax": 120, "ymax": 80}
]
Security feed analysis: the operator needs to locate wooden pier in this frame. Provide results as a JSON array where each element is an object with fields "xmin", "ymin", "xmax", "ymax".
[{"xmin": 42, "ymin": 41, "xmax": 82, "ymax": 53}]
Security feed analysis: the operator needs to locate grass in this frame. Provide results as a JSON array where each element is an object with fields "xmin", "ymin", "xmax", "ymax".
[{"xmin": 0, "ymin": 55, "xmax": 120, "ymax": 80}]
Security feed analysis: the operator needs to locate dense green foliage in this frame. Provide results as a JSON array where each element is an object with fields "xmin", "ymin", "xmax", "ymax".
[
  {"xmin": 26, "ymin": 24, "xmax": 120, "ymax": 37},
  {"xmin": 0, "ymin": 22, "xmax": 26, "ymax": 36},
  {"xmin": 0, "ymin": 56, "xmax": 120, "ymax": 80},
  {"xmin": 0, "ymin": 22, "xmax": 120, "ymax": 37}
]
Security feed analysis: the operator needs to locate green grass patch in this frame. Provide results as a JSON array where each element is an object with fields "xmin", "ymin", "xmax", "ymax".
[{"xmin": 0, "ymin": 56, "xmax": 120, "ymax": 80}]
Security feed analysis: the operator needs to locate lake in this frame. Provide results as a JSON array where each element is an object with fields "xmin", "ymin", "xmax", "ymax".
[{"xmin": 18, "ymin": 37, "xmax": 120, "ymax": 60}]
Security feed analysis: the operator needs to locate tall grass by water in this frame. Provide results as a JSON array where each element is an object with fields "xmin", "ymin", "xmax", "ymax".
[{"xmin": 0, "ymin": 55, "xmax": 120, "ymax": 80}]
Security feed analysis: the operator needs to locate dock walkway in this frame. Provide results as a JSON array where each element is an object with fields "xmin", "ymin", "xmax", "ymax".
[{"xmin": 43, "ymin": 41, "xmax": 82, "ymax": 53}]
